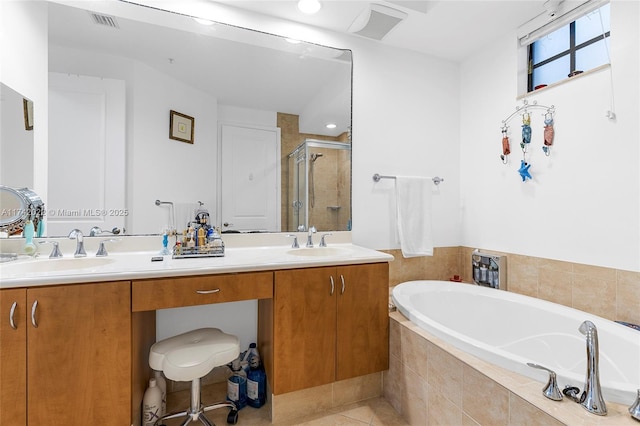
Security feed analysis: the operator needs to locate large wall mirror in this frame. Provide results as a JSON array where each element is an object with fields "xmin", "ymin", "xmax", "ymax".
[{"xmin": 30, "ymin": 0, "xmax": 352, "ymax": 237}]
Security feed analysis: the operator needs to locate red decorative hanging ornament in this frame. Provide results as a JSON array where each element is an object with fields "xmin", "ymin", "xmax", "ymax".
[
  {"xmin": 500, "ymin": 126, "xmax": 510, "ymax": 163},
  {"xmin": 542, "ymin": 112, "xmax": 554, "ymax": 156}
]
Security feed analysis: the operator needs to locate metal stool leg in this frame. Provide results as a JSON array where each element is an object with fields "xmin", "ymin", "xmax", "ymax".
[
  {"xmin": 155, "ymin": 378, "xmax": 239, "ymax": 426},
  {"xmin": 198, "ymin": 413, "xmax": 214, "ymax": 426},
  {"xmin": 189, "ymin": 378, "xmax": 202, "ymax": 419},
  {"xmin": 179, "ymin": 417, "xmax": 193, "ymax": 426}
]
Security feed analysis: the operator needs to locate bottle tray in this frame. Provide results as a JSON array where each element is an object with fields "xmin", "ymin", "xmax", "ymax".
[{"xmin": 172, "ymin": 244, "xmax": 225, "ymax": 259}]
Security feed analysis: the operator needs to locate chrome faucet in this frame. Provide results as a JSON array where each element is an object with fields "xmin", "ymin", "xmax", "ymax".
[
  {"xmin": 629, "ymin": 389, "xmax": 640, "ymax": 421},
  {"xmin": 89, "ymin": 226, "xmax": 121, "ymax": 237},
  {"xmin": 96, "ymin": 238, "xmax": 118, "ymax": 257},
  {"xmin": 39, "ymin": 241, "xmax": 63, "ymax": 258},
  {"xmin": 286, "ymin": 234, "xmax": 299, "ymax": 248},
  {"xmin": 68, "ymin": 229, "xmax": 86, "ymax": 258},
  {"xmin": 577, "ymin": 320, "xmax": 607, "ymax": 416},
  {"xmin": 319, "ymin": 233, "xmax": 332, "ymax": 247},
  {"xmin": 527, "ymin": 363, "xmax": 563, "ymax": 401},
  {"xmin": 306, "ymin": 226, "xmax": 316, "ymax": 248}
]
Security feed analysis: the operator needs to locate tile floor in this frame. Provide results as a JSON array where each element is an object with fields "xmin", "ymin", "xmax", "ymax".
[{"xmin": 161, "ymin": 382, "xmax": 408, "ymax": 425}]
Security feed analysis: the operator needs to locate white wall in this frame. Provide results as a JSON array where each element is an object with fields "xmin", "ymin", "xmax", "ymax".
[
  {"xmin": 460, "ymin": 0, "xmax": 640, "ymax": 271},
  {"xmin": 218, "ymin": 105, "xmax": 276, "ymax": 129},
  {"xmin": 351, "ymin": 44, "xmax": 461, "ymax": 250}
]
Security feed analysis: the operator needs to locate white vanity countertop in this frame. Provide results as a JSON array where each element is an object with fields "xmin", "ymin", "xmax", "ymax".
[{"xmin": 0, "ymin": 233, "xmax": 393, "ymax": 288}]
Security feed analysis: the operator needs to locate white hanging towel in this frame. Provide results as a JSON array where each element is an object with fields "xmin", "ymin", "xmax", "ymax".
[{"xmin": 395, "ymin": 176, "xmax": 434, "ymax": 258}]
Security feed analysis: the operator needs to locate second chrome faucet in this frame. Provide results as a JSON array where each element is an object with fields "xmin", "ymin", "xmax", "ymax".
[
  {"xmin": 562, "ymin": 320, "xmax": 607, "ymax": 416},
  {"xmin": 68, "ymin": 229, "xmax": 86, "ymax": 258}
]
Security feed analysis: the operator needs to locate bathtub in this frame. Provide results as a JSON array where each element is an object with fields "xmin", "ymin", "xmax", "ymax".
[{"xmin": 392, "ymin": 280, "xmax": 640, "ymax": 405}]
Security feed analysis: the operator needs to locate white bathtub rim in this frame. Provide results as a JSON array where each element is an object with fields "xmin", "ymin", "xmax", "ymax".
[{"xmin": 392, "ymin": 280, "xmax": 640, "ymax": 405}]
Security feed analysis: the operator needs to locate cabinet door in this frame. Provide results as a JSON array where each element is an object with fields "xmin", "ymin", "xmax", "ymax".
[
  {"xmin": 27, "ymin": 281, "xmax": 131, "ymax": 425},
  {"xmin": 0, "ymin": 288, "xmax": 27, "ymax": 425},
  {"xmin": 336, "ymin": 263, "xmax": 389, "ymax": 381},
  {"xmin": 273, "ymin": 268, "xmax": 336, "ymax": 394}
]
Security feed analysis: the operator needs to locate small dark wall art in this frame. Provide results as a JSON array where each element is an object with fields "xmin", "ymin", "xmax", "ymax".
[{"xmin": 169, "ymin": 110, "xmax": 194, "ymax": 144}]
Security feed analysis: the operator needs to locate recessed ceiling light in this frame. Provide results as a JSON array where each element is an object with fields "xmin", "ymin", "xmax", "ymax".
[
  {"xmin": 298, "ymin": 0, "xmax": 321, "ymax": 15},
  {"xmin": 286, "ymin": 38, "xmax": 302, "ymax": 44},
  {"xmin": 326, "ymin": 123, "xmax": 337, "ymax": 129}
]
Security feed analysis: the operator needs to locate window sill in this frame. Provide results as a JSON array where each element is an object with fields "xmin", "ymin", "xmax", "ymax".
[{"xmin": 517, "ymin": 63, "xmax": 610, "ymax": 100}]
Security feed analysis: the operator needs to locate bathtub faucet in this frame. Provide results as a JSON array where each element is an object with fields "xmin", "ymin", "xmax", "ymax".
[{"xmin": 577, "ymin": 320, "xmax": 607, "ymax": 416}]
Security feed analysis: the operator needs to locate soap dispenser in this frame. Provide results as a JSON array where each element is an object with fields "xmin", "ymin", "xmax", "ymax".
[{"xmin": 159, "ymin": 231, "xmax": 171, "ymax": 255}]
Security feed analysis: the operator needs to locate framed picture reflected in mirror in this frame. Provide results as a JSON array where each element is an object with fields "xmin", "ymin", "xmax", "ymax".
[
  {"xmin": 169, "ymin": 110, "xmax": 194, "ymax": 144},
  {"xmin": 23, "ymin": 98, "xmax": 33, "ymax": 131}
]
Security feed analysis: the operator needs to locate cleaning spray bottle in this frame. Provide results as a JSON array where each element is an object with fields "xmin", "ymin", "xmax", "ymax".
[
  {"xmin": 227, "ymin": 358, "xmax": 247, "ymax": 410},
  {"xmin": 246, "ymin": 343, "xmax": 266, "ymax": 408}
]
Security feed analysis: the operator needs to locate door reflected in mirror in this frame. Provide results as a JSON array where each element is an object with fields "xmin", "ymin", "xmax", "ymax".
[{"xmin": 23, "ymin": 1, "xmax": 352, "ymax": 237}]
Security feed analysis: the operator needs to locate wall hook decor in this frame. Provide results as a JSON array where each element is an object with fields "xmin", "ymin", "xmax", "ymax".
[{"xmin": 499, "ymin": 99, "xmax": 555, "ymax": 182}]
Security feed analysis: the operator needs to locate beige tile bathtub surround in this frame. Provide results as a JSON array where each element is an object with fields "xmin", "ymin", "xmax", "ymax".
[
  {"xmin": 382, "ymin": 247, "xmax": 460, "ymax": 287},
  {"xmin": 386, "ymin": 311, "xmax": 637, "ymax": 426},
  {"xmin": 384, "ymin": 246, "xmax": 640, "ymax": 325}
]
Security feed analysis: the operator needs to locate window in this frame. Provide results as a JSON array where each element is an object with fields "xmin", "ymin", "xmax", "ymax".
[{"xmin": 528, "ymin": 3, "xmax": 610, "ymax": 91}]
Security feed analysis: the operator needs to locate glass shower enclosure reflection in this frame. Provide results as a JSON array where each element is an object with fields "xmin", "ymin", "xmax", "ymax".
[{"xmin": 287, "ymin": 139, "xmax": 351, "ymax": 232}]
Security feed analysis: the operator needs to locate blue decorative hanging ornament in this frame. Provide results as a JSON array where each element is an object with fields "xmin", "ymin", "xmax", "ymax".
[
  {"xmin": 521, "ymin": 113, "xmax": 531, "ymax": 148},
  {"xmin": 518, "ymin": 160, "xmax": 532, "ymax": 181}
]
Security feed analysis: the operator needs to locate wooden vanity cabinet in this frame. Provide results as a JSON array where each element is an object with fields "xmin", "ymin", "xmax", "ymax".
[
  {"xmin": 268, "ymin": 262, "xmax": 389, "ymax": 395},
  {"xmin": 0, "ymin": 288, "xmax": 27, "ymax": 425},
  {"xmin": 0, "ymin": 281, "xmax": 131, "ymax": 425},
  {"xmin": 132, "ymin": 271, "xmax": 273, "ymax": 311}
]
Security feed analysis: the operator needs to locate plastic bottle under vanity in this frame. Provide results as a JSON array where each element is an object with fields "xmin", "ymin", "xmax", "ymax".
[
  {"xmin": 142, "ymin": 378, "xmax": 162, "ymax": 426},
  {"xmin": 227, "ymin": 358, "xmax": 247, "ymax": 410},
  {"xmin": 153, "ymin": 370, "xmax": 167, "ymax": 416},
  {"xmin": 246, "ymin": 343, "xmax": 267, "ymax": 408}
]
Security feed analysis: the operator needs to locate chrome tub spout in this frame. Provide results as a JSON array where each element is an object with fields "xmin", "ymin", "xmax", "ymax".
[{"xmin": 578, "ymin": 320, "xmax": 607, "ymax": 416}]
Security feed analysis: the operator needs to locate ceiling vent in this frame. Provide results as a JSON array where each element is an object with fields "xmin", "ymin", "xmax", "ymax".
[
  {"xmin": 348, "ymin": 4, "xmax": 407, "ymax": 41},
  {"xmin": 88, "ymin": 12, "xmax": 120, "ymax": 29},
  {"xmin": 387, "ymin": 1, "xmax": 432, "ymax": 14}
]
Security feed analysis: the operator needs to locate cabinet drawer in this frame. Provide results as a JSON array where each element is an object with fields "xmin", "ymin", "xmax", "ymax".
[{"xmin": 132, "ymin": 272, "xmax": 273, "ymax": 312}]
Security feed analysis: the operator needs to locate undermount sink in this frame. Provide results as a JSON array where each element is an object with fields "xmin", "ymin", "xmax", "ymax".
[
  {"xmin": 1, "ymin": 257, "xmax": 115, "ymax": 274},
  {"xmin": 286, "ymin": 247, "xmax": 347, "ymax": 257}
]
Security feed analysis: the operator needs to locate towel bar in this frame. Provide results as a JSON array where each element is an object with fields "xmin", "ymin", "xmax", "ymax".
[{"xmin": 372, "ymin": 173, "xmax": 444, "ymax": 185}]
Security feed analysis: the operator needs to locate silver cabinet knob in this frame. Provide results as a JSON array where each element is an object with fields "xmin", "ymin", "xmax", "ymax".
[
  {"xmin": 9, "ymin": 301, "xmax": 17, "ymax": 330},
  {"xmin": 31, "ymin": 300, "xmax": 39, "ymax": 328}
]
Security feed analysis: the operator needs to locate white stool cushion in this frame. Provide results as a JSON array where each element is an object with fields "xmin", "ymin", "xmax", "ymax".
[{"xmin": 149, "ymin": 328, "xmax": 240, "ymax": 382}]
